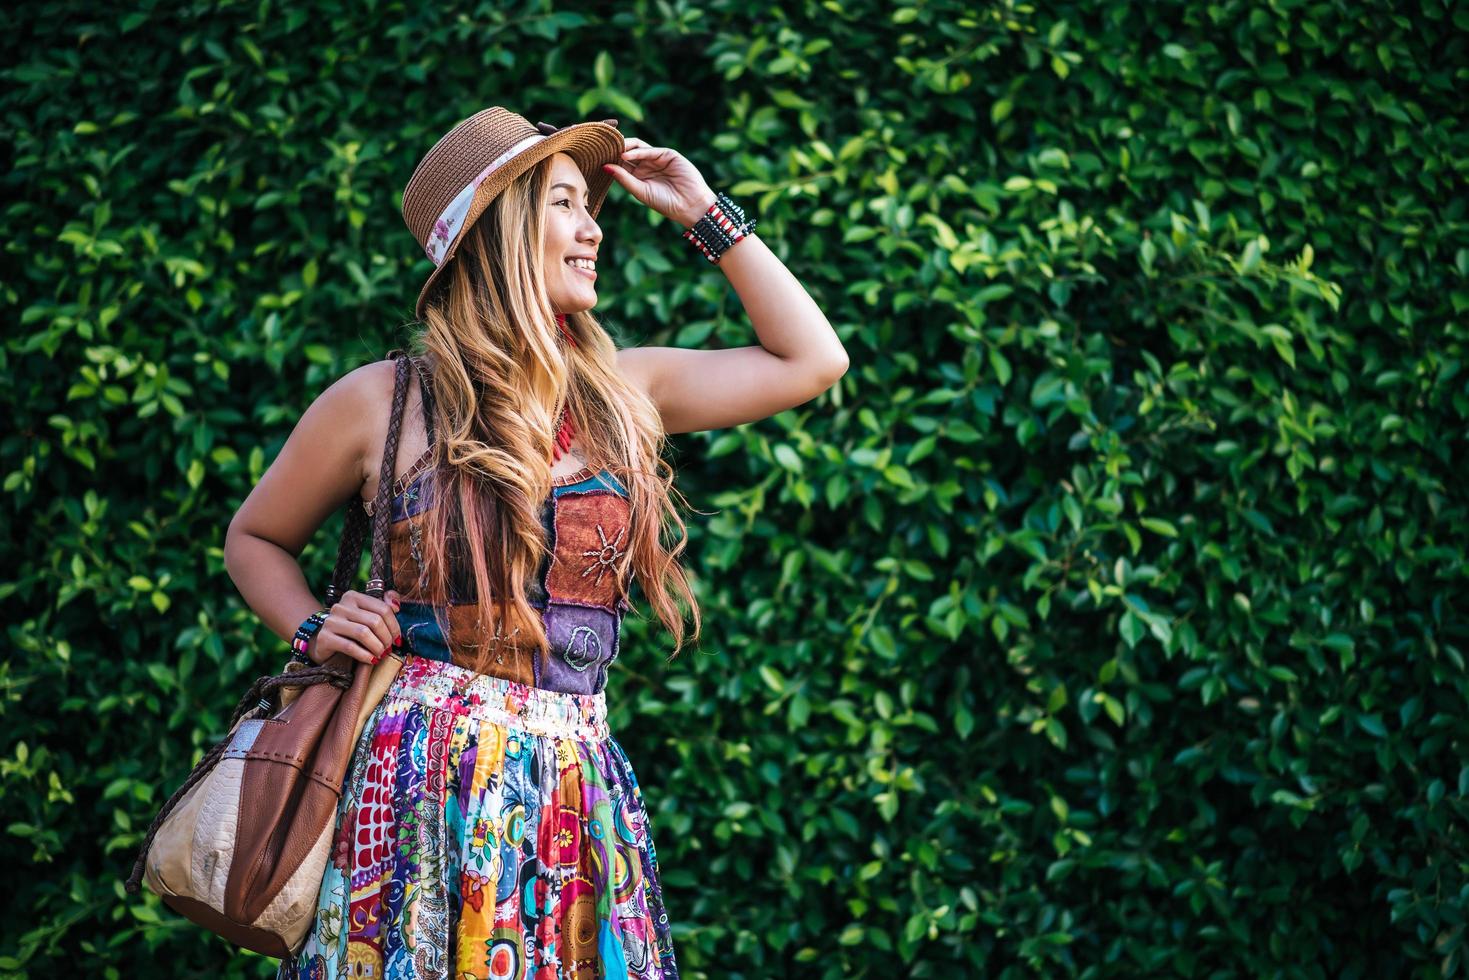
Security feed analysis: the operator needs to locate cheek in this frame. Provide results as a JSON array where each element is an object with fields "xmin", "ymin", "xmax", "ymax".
[{"xmin": 547, "ymin": 227, "xmax": 576, "ymax": 259}]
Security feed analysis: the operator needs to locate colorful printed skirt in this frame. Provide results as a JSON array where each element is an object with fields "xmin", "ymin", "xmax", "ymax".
[{"xmin": 276, "ymin": 654, "xmax": 680, "ymax": 980}]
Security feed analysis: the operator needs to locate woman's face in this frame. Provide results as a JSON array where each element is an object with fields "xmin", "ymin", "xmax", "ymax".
[{"xmin": 542, "ymin": 152, "xmax": 603, "ymax": 314}]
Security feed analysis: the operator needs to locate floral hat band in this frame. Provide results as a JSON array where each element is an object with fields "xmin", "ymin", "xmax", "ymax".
[{"xmin": 423, "ymin": 132, "xmax": 548, "ymax": 267}]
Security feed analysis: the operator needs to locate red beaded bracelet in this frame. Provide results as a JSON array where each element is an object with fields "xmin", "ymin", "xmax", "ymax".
[{"xmin": 683, "ymin": 191, "xmax": 757, "ymax": 264}]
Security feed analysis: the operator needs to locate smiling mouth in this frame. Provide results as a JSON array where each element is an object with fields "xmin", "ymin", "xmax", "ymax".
[{"xmin": 566, "ymin": 262, "xmax": 597, "ymax": 280}]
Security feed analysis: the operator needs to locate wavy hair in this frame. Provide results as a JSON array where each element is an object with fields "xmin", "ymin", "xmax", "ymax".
[{"xmin": 402, "ymin": 154, "xmax": 700, "ymax": 677}]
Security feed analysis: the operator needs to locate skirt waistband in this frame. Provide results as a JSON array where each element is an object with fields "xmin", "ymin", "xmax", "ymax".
[{"xmin": 387, "ymin": 654, "xmax": 609, "ymax": 740}]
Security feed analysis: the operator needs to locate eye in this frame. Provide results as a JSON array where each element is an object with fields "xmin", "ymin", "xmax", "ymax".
[{"xmin": 553, "ymin": 198, "xmax": 573, "ymax": 209}]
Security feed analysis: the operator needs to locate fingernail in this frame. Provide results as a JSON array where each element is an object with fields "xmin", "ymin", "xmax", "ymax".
[
  {"xmin": 601, "ymin": 164, "xmax": 613, "ymax": 173},
  {"xmin": 394, "ymin": 636, "xmax": 402, "ymax": 647}
]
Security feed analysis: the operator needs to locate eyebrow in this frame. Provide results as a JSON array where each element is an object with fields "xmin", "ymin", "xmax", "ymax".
[{"xmin": 551, "ymin": 182, "xmax": 588, "ymax": 196}]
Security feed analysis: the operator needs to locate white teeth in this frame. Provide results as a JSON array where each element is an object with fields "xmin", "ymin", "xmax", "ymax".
[{"xmin": 566, "ymin": 258, "xmax": 595, "ymax": 270}]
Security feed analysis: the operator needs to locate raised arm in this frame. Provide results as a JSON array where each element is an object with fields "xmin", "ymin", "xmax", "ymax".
[
  {"xmin": 603, "ymin": 141, "xmax": 849, "ymax": 436},
  {"xmin": 616, "ymin": 232, "xmax": 848, "ymax": 436}
]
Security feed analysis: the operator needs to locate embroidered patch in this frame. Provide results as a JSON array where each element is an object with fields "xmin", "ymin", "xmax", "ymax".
[
  {"xmin": 387, "ymin": 467, "xmax": 437, "ymax": 523},
  {"xmin": 539, "ymin": 602, "xmax": 618, "ymax": 695},
  {"xmin": 556, "ymin": 469, "xmax": 629, "ymax": 496},
  {"xmin": 545, "ymin": 491, "xmax": 630, "ymax": 611},
  {"xmin": 381, "ymin": 468, "xmax": 629, "ymax": 687},
  {"xmin": 434, "ymin": 603, "xmax": 537, "ymax": 686},
  {"xmin": 388, "ymin": 520, "xmax": 427, "ymax": 603}
]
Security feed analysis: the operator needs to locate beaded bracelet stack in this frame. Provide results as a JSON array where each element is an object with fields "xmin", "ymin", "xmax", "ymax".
[
  {"xmin": 289, "ymin": 610, "xmax": 328, "ymax": 665},
  {"xmin": 683, "ymin": 191, "xmax": 757, "ymax": 264}
]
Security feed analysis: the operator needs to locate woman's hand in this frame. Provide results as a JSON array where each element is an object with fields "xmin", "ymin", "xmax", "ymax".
[
  {"xmin": 602, "ymin": 137, "xmax": 718, "ymax": 228},
  {"xmin": 307, "ymin": 589, "xmax": 403, "ymax": 665}
]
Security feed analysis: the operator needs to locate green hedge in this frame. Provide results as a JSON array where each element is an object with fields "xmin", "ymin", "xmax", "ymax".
[{"xmin": 4, "ymin": 0, "xmax": 1467, "ymax": 976}]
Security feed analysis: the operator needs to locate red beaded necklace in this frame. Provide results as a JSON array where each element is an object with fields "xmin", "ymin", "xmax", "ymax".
[{"xmin": 551, "ymin": 312, "xmax": 577, "ymax": 464}]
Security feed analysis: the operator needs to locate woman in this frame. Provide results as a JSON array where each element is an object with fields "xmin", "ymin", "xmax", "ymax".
[{"xmin": 223, "ymin": 107, "xmax": 848, "ymax": 979}]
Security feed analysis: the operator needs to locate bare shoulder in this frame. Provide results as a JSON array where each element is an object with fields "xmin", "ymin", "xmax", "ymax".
[
  {"xmin": 225, "ymin": 358, "xmax": 391, "ymax": 558},
  {"xmin": 349, "ymin": 357, "xmax": 402, "ymax": 431},
  {"xmin": 303, "ymin": 358, "xmax": 400, "ymax": 497}
]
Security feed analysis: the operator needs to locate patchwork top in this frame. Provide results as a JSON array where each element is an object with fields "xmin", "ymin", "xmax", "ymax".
[{"xmin": 364, "ymin": 446, "xmax": 633, "ymax": 695}]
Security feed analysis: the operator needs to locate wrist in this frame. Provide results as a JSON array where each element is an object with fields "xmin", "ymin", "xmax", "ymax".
[
  {"xmin": 679, "ymin": 189, "xmax": 719, "ymax": 229},
  {"xmin": 290, "ymin": 609, "xmax": 329, "ymax": 665},
  {"xmin": 681, "ymin": 190, "xmax": 757, "ymax": 264}
]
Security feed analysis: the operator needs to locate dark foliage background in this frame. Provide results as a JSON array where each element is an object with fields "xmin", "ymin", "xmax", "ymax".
[{"xmin": 3, "ymin": 0, "xmax": 1467, "ymax": 977}]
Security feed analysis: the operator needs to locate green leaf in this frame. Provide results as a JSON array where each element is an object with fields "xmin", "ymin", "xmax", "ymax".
[
  {"xmin": 773, "ymin": 444, "xmax": 803, "ymax": 473},
  {"xmin": 1139, "ymin": 517, "xmax": 1178, "ymax": 537},
  {"xmin": 1047, "ymin": 684, "xmax": 1068, "ymax": 713},
  {"xmin": 1355, "ymin": 713, "xmax": 1387, "ymax": 738}
]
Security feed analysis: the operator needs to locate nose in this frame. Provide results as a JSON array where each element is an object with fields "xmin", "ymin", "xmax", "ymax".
[{"xmin": 579, "ymin": 213, "xmax": 602, "ymax": 246}]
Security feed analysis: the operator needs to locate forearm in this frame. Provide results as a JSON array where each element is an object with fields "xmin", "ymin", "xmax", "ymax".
[
  {"xmin": 223, "ymin": 531, "xmax": 323, "ymax": 646},
  {"xmin": 710, "ymin": 230, "xmax": 848, "ymax": 372},
  {"xmin": 674, "ymin": 186, "xmax": 847, "ymax": 371}
]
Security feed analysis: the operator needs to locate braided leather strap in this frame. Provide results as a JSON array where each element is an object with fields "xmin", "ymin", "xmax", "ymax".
[{"xmin": 325, "ymin": 351, "xmax": 431, "ymax": 603}]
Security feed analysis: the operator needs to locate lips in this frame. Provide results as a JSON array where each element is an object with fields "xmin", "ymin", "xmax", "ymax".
[{"xmin": 566, "ymin": 261, "xmax": 596, "ymax": 280}]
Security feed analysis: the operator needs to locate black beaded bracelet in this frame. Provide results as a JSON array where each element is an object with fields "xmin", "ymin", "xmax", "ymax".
[
  {"xmin": 290, "ymin": 610, "xmax": 328, "ymax": 664},
  {"xmin": 684, "ymin": 192, "xmax": 755, "ymax": 259},
  {"xmin": 683, "ymin": 191, "xmax": 757, "ymax": 264}
]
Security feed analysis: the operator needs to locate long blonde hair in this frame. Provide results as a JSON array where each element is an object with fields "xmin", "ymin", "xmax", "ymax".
[{"xmin": 405, "ymin": 155, "xmax": 700, "ymax": 677}]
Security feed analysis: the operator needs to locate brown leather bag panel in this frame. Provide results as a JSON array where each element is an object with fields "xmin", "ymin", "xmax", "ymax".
[
  {"xmin": 225, "ymin": 648, "xmax": 407, "ymax": 923},
  {"xmin": 162, "ymin": 892, "xmax": 292, "ymax": 959}
]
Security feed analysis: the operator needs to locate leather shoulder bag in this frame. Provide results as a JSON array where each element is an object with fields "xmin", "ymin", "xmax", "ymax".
[{"xmin": 123, "ymin": 349, "xmax": 437, "ymax": 958}]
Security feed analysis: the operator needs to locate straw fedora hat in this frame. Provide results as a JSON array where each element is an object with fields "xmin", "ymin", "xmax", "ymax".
[{"xmin": 401, "ymin": 107, "xmax": 625, "ymax": 320}]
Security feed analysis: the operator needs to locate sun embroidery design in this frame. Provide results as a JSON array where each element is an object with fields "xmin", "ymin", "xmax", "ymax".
[
  {"xmin": 544, "ymin": 488, "xmax": 632, "ymax": 611},
  {"xmin": 579, "ymin": 522, "xmax": 627, "ymax": 587},
  {"xmin": 460, "ymin": 617, "xmax": 522, "ymax": 665},
  {"xmin": 487, "ymin": 620, "xmax": 522, "ymax": 665}
]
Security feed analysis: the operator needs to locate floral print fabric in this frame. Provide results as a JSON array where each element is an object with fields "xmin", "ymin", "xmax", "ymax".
[{"xmin": 276, "ymin": 656, "xmax": 680, "ymax": 980}]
